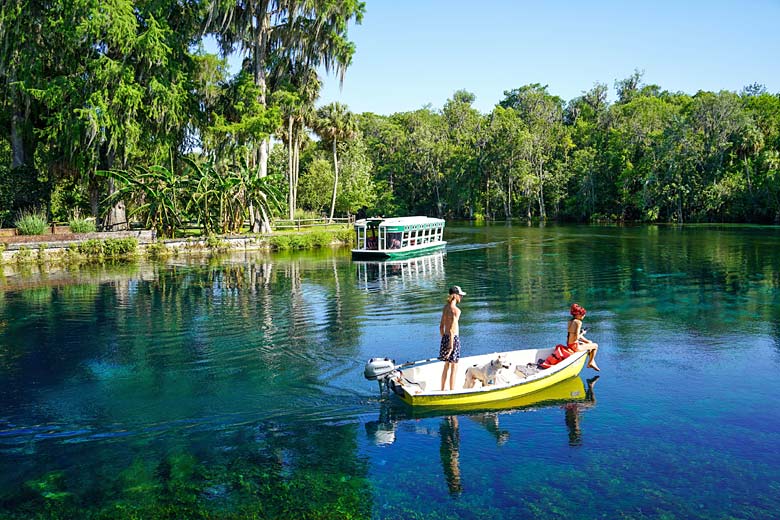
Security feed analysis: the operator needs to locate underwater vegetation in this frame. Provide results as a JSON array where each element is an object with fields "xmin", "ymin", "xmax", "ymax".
[{"xmin": 1, "ymin": 448, "xmax": 373, "ymax": 519}]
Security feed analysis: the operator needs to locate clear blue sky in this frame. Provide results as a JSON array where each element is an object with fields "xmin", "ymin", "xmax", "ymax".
[{"xmin": 220, "ymin": 0, "xmax": 780, "ymax": 115}]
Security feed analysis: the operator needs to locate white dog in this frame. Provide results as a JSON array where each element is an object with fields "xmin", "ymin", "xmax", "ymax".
[{"xmin": 463, "ymin": 355, "xmax": 510, "ymax": 389}]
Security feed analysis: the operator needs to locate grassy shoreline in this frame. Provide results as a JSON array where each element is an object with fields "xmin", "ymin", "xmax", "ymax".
[{"xmin": 0, "ymin": 227, "xmax": 355, "ymax": 273}]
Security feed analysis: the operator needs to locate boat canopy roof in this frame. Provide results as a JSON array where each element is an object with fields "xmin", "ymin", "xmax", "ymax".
[{"xmin": 355, "ymin": 216, "xmax": 445, "ymax": 230}]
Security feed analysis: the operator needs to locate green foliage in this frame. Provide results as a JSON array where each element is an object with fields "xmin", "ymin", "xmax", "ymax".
[
  {"xmin": 312, "ymin": 102, "xmax": 359, "ymax": 220},
  {"xmin": 14, "ymin": 207, "xmax": 48, "ymax": 235},
  {"xmin": 98, "ymin": 164, "xmax": 184, "ymax": 238},
  {"xmin": 145, "ymin": 241, "xmax": 171, "ymax": 259},
  {"xmin": 1, "ymin": 0, "xmax": 779, "ymax": 230},
  {"xmin": 310, "ymin": 230, "xmax": 334, "ymax": 248},
  {"xmin": 13, "ymin": 246, "xmax": 33, "ymax": 264},
  {"xmin": 334, "ymin": 228, "xmax": 355, "ymax": 245},
  {"xmin": 77, "ymin": 239, "xmax": 104, "ymax": 258},
  {"xmin": 269, "ymin": 230, "xmax": 337, "ymax": 250},
  {"xmin": 298, "ymin": 158, "xmax": 334, "ymax": 213},
  {"xmin": 335, "ymin": 139, "xmax": 377, "ymax": 215},
  {"xmin": 103, "ymin": 238, "xmax": 137, "ymax": 258},
  {"xmin": 76, "ymin": 238, "xmax": 137, "ymax": 259},
  {"xmin": 0, "ymin": 166, "xmax": 50, "ymax": 228},
  {"xmin": 269, "ymin": 235, "xmax": 292, "ymax": 250},
  {"xmin": 68, "ymin": 214, "xmax": 97, "ymax": 233},
  {"xmin": 202, "ymin": 235, "xmax": 229, "ymax": 252},
  {"xmin": 50, "ymin": 178, "xmax": 91, "ymax": 223}
]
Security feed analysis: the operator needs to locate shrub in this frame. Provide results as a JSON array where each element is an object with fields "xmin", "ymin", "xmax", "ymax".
[
  {"xmin": 269, "ymin": 235, "xmax": 292, "ymax": 250},
  {"xmin": 103, "ymin": 238, "xmax": 137, "ymax": 258},
  {"xmin": 68, "ymin": 215, "xmax": 96, "ymax": 233},
  {"xmin": 13, "ymin": 246, "xmax": 33, "ymax": 264},
  {"xmin": 310, "ymin": 230, "xmax": 333, "ymax": 248},
  {"xmin": 206, "ymin": 235, "xmax": 227, "ymax": 250},
  {"xmin": 293, "ymin": 208, "xmax": 324, "ymax": 220},
  {"xmin": 335, "ymin": 228, "xmax": 355, "ymax": 245},
  {"xmin": 145, "ymin": 241, "xmax": 171, "ymax": 259},
  {"xmin": 15, "ymin": 207, "xmax": 48, "ymax": 235},
  {"xmin": 78, "ymin": 239, "xmax": 104, "ymax": 257},
  {"xmin": 60, "ymin": 244, "xmax": 83, "ymax": 263},
  {"xmin": 288, "ymin": 233, "xmax": 310, "ymax": 249}
]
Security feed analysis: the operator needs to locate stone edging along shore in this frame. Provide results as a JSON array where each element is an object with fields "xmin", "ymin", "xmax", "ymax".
[
  {"xmin": 0, "ymin": 231, "xmax": 261, "ymax": 262},
  {"xmin": 0, "ymin": 228, "xmax": 352, "ymax": 264}
]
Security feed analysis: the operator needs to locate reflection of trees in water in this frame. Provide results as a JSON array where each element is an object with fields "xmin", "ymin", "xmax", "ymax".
[
  {"xmin": 0, "ymin": 253, "xmax": 375, "ymax": 517},
  {"xmin": 477, "ymin": 227, "xmax": 780, "ymax": 355}
]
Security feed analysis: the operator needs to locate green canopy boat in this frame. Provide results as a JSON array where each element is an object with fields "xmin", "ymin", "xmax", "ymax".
[{"xmin": 351, "ymin": 216, "xmax": 446, "ymax": 260}]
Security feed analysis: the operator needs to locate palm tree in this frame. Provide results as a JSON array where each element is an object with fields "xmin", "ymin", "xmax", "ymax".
[
  {"xmin": 312, "ymin": 102, "xmax": 357, "ymax": 222},
  {"xmin": 271, "ymin": 62, "xmax": 321, "ymax": 219},
  {"xmin": 206, "ymin": 0, "xmax": 364, "ymax": 230}
]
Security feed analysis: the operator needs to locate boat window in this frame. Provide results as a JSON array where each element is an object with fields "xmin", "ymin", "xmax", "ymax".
[{"xmin": 388, "ymin": 232, "xmax": 402, "ymax": 249}]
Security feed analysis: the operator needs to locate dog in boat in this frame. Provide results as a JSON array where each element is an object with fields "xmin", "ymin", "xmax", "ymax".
[{"xmin": 463, "ymin": 355, "xmax": 510, "ymax": 389}]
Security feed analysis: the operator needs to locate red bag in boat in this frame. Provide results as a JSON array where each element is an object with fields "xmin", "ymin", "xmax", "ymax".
[{"xmin": 539, "ymin": 344, "xmax": 574, "ymax": 369}]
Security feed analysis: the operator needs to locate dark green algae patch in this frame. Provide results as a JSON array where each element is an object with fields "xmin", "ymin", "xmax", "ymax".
[{"xmin": 2, "ymin": 450, "xmax": 373, "ymax": 519}]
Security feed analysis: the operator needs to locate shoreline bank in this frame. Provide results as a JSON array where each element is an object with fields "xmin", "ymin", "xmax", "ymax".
[{"xmin": 0, "ymin": 228, "xmax": 353, "ymax": 280}]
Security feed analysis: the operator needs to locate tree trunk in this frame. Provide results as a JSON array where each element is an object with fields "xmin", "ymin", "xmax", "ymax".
[
  {"xmin": 288, "ymin": 117, "xmax": 294, "ymax": 219},
  {"xmin": 293, "ymin": 128, "xmax": 301, "ymax": 216},
  {"xmin": 8, "ymin": 68, "xmax": 27, "ymax": 168},
  {"xmin": 485, "ymin": 170, "xmax": 490, "ymax": 220},
  {"xmin": 251, "ymin": 11, "xmax": 272, "ymax": 234},
  {"xmin": 537, "ymin": 161, "xmax": 546, "ymax": 220},
  {"xmin": 101, "ymin": 147, "xmax": 127, "ymax": 231},
  {"xmin": 104, "ymin": 177, "xmax": 128, "ymax": 231},
  {"xmin": 10, "ymin": 111, "xmax": 26, "ymax": 168},
  {"xmin": 328, "ymin": 139, "xmax": 339, "ymax": 222}
]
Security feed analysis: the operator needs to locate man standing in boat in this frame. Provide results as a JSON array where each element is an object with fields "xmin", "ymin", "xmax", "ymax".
[{"xmin": 439, "ymin": 285, "xmax": 466, "ymax": 391}]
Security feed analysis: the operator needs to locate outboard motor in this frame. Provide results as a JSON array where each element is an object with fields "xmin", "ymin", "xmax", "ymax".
[{"xmin": 364, "ymin": 357, "xmax": 398, "ymax": 393}]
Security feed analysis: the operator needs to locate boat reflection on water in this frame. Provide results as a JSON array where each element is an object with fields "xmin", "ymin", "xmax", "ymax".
[
  {"xmin": 354, "ymin": 251, "xmax": 445, "ymax": 292},
  {"xmin": 365, "ymin": 376, "xmax": 599, "ymax": 495}
]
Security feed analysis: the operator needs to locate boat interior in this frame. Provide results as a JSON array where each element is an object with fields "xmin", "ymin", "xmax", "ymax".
[{"xmin": 396, "ymin": 348, "xmax": 586, "ymax": 395}]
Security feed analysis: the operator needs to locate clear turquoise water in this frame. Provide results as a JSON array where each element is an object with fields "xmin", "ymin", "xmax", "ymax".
[{"xmin": 1, "ymin": 224, "xmax": 780, "ymax": 519}]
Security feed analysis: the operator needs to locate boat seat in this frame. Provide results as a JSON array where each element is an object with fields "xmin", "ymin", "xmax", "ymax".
[{"xmin": 398, "ymin": 371, "xmax": 426, "ymax": 391}]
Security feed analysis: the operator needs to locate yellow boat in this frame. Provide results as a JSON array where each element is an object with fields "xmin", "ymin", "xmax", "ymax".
[
  {"xmin": 365, "ymin": 376, "xmax": 589, "ymax": 446},
  {"xmin": 364, "ymin": 347, "xmax": 588, "ymax": 408}
]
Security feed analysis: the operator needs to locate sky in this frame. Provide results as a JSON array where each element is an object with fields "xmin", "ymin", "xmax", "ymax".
[{"xmin": 219, "ymin": 0, "xmax": 780, "ymax": 115}]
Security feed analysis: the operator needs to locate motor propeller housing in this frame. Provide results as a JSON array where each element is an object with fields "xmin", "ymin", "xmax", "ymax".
[{"xmin": 364, "ymin": 357, "xmax": 397, "ymax": 381}]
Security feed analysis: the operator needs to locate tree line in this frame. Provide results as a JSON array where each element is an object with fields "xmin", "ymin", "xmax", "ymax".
[
  {"xmin": 355, "ymin": 77, "xmax": 780, "ymax": 224},
  {"xmin": 2, "ymin": 1, "xmax": 779, "ymax": 233}
]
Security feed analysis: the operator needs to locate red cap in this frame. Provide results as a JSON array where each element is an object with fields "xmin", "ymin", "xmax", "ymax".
[{"xmin": 570, "ymin": 303, "xmax": 586, "ymax": 317}]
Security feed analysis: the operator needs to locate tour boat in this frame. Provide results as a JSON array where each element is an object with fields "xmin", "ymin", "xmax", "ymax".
[
  {"xmin": 364, "ymin": 347, "xmax": 588, "ymax": 408},
  {"xmin": 351, "ymin": 216, "xmax": 446, "ymax": 260}
]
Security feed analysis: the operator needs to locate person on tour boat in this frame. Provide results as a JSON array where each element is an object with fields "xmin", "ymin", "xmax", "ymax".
[
  {"xmin": 439, "ymin": 285, "xmax": 466, "ymax": 391},
  {"xmin": 568, "ymin": 303, "xmax": 600, "ymax": 371}
]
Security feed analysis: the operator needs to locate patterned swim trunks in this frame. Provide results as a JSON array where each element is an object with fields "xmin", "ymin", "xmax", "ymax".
[{"xmin": 438, "ymin": 334, "xmax": 461, "ymax": 362}]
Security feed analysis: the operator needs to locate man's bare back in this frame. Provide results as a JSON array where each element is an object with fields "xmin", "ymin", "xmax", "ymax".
[
  {"xmin": 439, "ymin": 286, "xmax": 466, "ymax": 391},
  {"xmin": 440, "ymin": 300, "xmax": 461, "ymax": 341}
]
